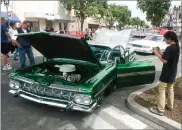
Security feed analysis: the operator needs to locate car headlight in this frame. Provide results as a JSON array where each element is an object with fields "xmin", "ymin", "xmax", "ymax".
[
  {"xmin": 74, "ymin": 94, "xmax": 92, "ymax": 105},
  {"xmin": 74, "ymin": 95, "xmax": 82, "ymax": 104},
  {"xmin": 83, "ymin": 96, "xmax": 92, "ymax": 105},
  {"xmin": 14, "ymin": 81, "xmax": 21, "ymax": 89},
  {"xmin": 9, "ymin": 80, "xmax": 15, "ymax": 88}
]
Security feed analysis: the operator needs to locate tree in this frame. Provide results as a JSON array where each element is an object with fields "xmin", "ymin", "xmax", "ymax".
[
  {"xmin": 140, "ymin": 20, "xmax": 146, "ymax": 28},
  {"xmin": 117, "ymin": 6, "xmax": 131, "ymax": 28},
  {"xmin": 137, "ymin": 0, "xmax": 171, "ymax": 27},
  {"xmin": 103, "ymin": 4, "xmax": 119, "ymax": 29},
  {"xmin": 103, "ymin": 4, "xmax": 131, "ymax": 29},
  {"xmin": 60, "ymin": 0, "xmax": 106, "ymax": 31},
  {"xmin": 131, "ymin": 17, "xmax": 141, "ymax": 29},
  {"xmin": 94, "ymin": 0, "xmax": 108, "ymax": 23}
]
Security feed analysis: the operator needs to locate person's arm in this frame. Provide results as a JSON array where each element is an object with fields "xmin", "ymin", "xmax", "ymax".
[
  {"xmin": 11, "ymin": 30, "xmax": 21, "ymax": 48},
  {"xmin": 3, "ymin": 25, "xmax": 11, "ymax": 40},
  {"xmin": 153, "ymin": 47, "xmax": 169, "ymax": 64}
]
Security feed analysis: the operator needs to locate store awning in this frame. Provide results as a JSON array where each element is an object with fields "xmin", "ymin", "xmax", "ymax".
[{"xmin": 1, "ymin": 11, "xmax": 21, "ymax": 23}]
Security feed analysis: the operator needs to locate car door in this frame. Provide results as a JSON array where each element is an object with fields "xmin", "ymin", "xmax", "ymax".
[{"xmin": 113, "ymin": 46, "xmax": 155, "ymax": 87}]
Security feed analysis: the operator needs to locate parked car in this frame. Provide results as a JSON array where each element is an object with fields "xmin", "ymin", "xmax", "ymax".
[
  {"xmin": 55, "ymin": 30, "xmax": 66, "ymax": 34},
  {"xmin": 130, "ymin": 33, "xmax": 147, "ymax": 41},
  {"xmin": 9, "ymin": 32, "xmax": 155, "ymax": 112},
  {"xmin": 127, "ymin": 34, "xmax": 168, "ymax": 54}
]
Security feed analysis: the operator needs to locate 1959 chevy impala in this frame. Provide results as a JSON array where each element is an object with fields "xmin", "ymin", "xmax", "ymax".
[{"xmin": 9, "ymin": 32, "xmax": 155, "ymax": 112}]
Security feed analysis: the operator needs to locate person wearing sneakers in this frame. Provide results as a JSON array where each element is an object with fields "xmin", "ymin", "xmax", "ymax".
[
  {"xmin": 16, "ymin": 20, "xmax": 35, "ymax": 68},
  {"xmin": 9, "ymin": 22, "xmax": 21, "ymax": 61},
  {"xmin": 150, "ymin": 31, "xmax": 180, "ymax": 116},
  {"xmin": 1, "ymin": 17, "xmax": 12, "ymax": 70}
]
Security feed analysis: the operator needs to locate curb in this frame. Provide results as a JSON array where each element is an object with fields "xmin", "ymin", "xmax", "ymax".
[{"xmin": 127, "ymin": 73, "xmax": 182, "ymax": 130}]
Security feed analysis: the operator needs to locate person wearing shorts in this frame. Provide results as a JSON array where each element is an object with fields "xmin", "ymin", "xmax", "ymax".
[{"xmin": 1, "ymin": 17, "xmax": 12, "ymax": 70}]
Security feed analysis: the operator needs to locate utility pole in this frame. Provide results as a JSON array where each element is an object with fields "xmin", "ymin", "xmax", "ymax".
[
  {"xmin": 174, "ymin": 6, "xmax": 179, "ymax": 32},
  {"xmin": 1, "ymin": 0, "xmax": 10, "ymax": 28}
]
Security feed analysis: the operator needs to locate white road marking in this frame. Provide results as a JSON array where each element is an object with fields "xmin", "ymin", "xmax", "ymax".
[
  {"xmin": 101, "ymin": 106, "xmax": 148, "ymax": 129},
  {"xmin": 83, "ymin": 114, "xmax": 116, "ymax": 129},
  {"xmin": 57, "ymin": 123, "xmax": 77, "ymax": 129}
]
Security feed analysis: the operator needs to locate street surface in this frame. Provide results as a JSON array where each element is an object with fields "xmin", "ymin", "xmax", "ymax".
[{"xmin": 1, "ymin": 35, "xmax": 181, "ymax": 130}]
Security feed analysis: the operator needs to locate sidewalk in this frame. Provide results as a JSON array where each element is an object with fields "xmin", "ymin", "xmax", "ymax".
[{"xmin": 127, "ymin": 73, "xmax": 182, "ymax": 130}]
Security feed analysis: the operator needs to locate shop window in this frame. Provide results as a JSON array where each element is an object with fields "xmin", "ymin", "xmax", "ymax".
[
  {"xmin": 179, "ymin": 13, "xmax": 182, "ymax": 19},
  {"xmin": 31, "ymin": 21, "xmax": 40, "ymax": 32},
  {"xmin": 64, "ymin": 23, "xmax": 68, "ymax": 30},
  {"xmin": 59, "ymin": 23, "xmax": 62, "ymax": 30},
  {"xmin": 46, "ymin": 20, "xmax": 52, "ymax": 28}
]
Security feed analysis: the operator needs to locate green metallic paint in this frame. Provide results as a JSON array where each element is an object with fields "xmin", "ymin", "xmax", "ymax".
[{"xmin": 117, "ymin": 61, "xmax": 155, "ymax": 87}]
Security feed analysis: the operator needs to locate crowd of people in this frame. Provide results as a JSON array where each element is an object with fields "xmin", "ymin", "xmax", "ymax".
[
  {"xmin": 1, "ymin": 17, "xmax": 35, "ymax": 70},
  {"xmin": 1, "ymin": 17, "xmax": 102, "ymax": 71}
]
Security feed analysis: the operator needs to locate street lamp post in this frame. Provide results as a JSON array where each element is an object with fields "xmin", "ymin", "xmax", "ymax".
[
  {"xmin": 1, "ymin": 0, "xmax": 10, "ymax": 28},
  {"xmin": 174, "ymin": 6, "xmax": 179, "ymax": 31}
]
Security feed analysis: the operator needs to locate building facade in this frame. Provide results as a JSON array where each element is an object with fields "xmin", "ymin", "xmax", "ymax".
[{"xmin": 1, "ymin": 1, "xmax": 103, "ymax": 32}]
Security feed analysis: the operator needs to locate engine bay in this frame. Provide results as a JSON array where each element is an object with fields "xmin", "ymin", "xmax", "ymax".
[{"xmin": 17, "ymin": 61, "xmax": 100, "ymax": 84}]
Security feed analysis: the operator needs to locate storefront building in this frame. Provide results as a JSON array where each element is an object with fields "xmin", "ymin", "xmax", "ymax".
[
  {"xmin": 2, "ymin": 1, "xmax": 76, "ymax": 32},
  {"xmin": 1, "ymin": 1, "xmax": 104, "ymax": 32}
]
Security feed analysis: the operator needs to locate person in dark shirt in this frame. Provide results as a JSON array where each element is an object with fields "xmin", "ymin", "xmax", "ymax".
[
  {"xmin": 16, "ymin": 20, "xmax": 35, "ymax": 68},
  {"xmin": 150, "ymin": 31, "xmax": 180, "ymax": 116},
  {"xmin": 1, "ymin": 17, "xmax": 12, "ymax": 70}
]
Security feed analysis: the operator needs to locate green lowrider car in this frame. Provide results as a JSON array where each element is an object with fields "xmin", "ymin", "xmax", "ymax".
[{"xmin": 9, "ymin": 32, "xmax": 155, "ymax": 112}]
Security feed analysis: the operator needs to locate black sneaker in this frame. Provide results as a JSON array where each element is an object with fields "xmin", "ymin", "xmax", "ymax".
[{"xmin": 149, "ymin": 107, "xmax": 164, "ymax": 116}]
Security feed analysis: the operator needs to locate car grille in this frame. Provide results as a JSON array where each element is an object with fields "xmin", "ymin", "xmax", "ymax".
[
  {"xmin": 132, "ymin": 44, "xmax": 142, "ymax": 48},
  {"xmin": 21, "ymin": 82, "xmax": 74, "ymax": 101}
]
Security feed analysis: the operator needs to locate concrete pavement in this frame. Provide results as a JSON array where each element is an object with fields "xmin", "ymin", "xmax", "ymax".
[{"xmin": 1, "ymin": 53, "xmax": 168, "ymax": 130}]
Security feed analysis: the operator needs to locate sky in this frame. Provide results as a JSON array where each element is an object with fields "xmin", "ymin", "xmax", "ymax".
[{"xmin": 108, "ymin": 1, "xmax": 182, "ymax": 25}]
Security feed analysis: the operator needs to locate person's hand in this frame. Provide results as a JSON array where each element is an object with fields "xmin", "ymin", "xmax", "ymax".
[
  {"xmin": 153, "ymin": 47, "xmax": 159, "ymax": 55},
  {"xmin": 8, "ymin": 38, "xmax": 11, "ymax": 42},
  {"xmin": 17, "ymin": 44, "xmax": 22, "ymax": 48}
]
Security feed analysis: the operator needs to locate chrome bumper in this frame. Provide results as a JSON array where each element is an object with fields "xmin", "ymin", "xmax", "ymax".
[{"xmin": 9, "ymin": 90, "xmax": 98, "ymax": 112}]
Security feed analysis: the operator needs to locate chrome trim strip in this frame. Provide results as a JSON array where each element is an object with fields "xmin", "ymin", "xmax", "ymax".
[
  {"xmin": 94, "ymin": 78, "xmax": 114, "ymax": 97},
  {"xmin": 18, "ymin": 89, "xmax": 70, "ymax": 103},
  {"xmin": 20, "ymin": 94, "xmax": 67, "ymax": 108},
  {"xmin": 9, "ymin": 90, "xmax": 97, "ymax": 112},
  {"xmin": 50, "ymin": 84, "xmax": 90, "ymax": 93},
  {"xmin": 13, "ymin": 76, "xmax": 34, "ymax": 84},
  {"xmin": 12, "ymin": 77, "xmax": 89, "ymax": 93},
  {"xmin": 117, "ymin": 70, "xmax": 155, "ymax": 77}
]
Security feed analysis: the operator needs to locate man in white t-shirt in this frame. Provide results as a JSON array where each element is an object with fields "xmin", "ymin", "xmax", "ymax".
[
  {"xmin": 14, "ymin": 20, "xmax": 35, "ymax": 68},
  {"xmin": 9, "ymin": 22, "xmax": 21, "ymax": 60}
]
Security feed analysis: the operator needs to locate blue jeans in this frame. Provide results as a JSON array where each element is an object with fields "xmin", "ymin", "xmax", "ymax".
[
  {"xmin": 13, "ymin": 48, "xmax": 19, "ymax": 59},
  {"xmin": 19, "ymin": 47, "xmax": 35, "ymax": 68}
]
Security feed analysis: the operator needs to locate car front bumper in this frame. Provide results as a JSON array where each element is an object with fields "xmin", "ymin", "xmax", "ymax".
[{"xmin": 9, "ymin": 89, "xmax": 98, "ymax": 112}]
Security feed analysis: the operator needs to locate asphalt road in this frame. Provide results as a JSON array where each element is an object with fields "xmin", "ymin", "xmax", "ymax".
[{"xmin": 1, "ymin": 50, "xmax": 181, "ymax": 130}]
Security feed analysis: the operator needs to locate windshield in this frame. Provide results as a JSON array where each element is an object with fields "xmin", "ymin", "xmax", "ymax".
[
  {"xmin": 90, "ymin": 45, "xmax": 111, "ymax": 61},
  {"xmin": 144, "ymin": 35, "xmax": 164, "ymax": 42}
]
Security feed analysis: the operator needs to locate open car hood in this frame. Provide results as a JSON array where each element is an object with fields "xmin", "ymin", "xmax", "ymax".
[
  {"xmin": 16, "ymin": 32, "xmax": 101, "ymax": 66},
  {"xmin": 94, "ymin": 28, "xmax": 132, "ymax": 48}
]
